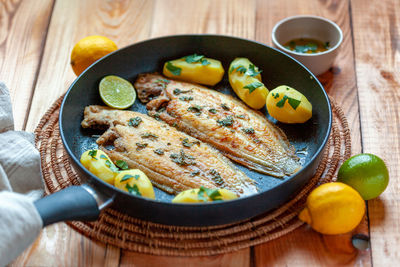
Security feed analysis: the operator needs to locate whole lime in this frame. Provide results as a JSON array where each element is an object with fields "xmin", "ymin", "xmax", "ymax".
[{"xmin": 337, "ymin": 153, "xmax": 389, "ymax": 200}]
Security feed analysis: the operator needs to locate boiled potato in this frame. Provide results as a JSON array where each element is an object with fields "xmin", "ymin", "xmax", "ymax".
[
  {"xmin": 266, "ymin": 85, "xmax": 312, "ymax": 123},
  {"xmin": 114, "ymin": 169, "xmax": 155, "ymax": 199},
  {"xmin": 228, "ymin": 58, "xmax": 269, "ymax": 109},
  {"xmin": 80, "ymin": 149, "xmax": 117, "ymax": 185},
  {"xmin": 163, "ymin": 54, "xmax": 224, "ymax": 86},
  {"xmin": 172, "ymin": 186, "xmax": 238, "ymax": 203}
]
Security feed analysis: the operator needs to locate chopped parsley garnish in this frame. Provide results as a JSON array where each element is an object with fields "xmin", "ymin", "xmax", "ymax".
[
  {"xmin": 245, "ymin": 64, "xmax": 262, "ymax": 77},
  {"xmin": 141, "ymin": 132, "xmax": 158, "ymax": 140},
  {"xmin": 275, "ymin": 95, "xmax": 301, "ymax": 110},
  {"xmin": 243, "ymin": 81, "xmax": 263, "ymax": 93},
  {"xmin": 155, "ymin": 79, "xmax": 170, "ymax": 88},
  {"xmin": 236, "ymin": 114, "xmax": 246, "ymax": 119},
  {"xmin": 241, "ymin": 127, "xmax": 255, "ymax": 134},
  {"xmin": 116, "ymin": 160, "xmax": 129, "ymax": 170},
  {"xmin": 184, "ymin": 54, "xmax": 211, "ymax": 65},
  {"xmin": 294, "ymin": 43, "xmax": 318, "ymax": 53},
  {"xmin": 187, "ymin": 105, "xmax": 203, "ymax": 116},
  {"xmin": 182, "ymin": 138, "xmax": 200, "ymax": 148},
  {"xmin": 126, "ymin": 184, "xmax": 141, "ymax": 196},
  {"xmin": 274, "ymin": 93, "xmax": 280, "ymax": 99},
  {"xmin": 229, "ymin": 64, "xmax": 247, "ymax": 74},
  {"xmin": 324, "ymin": 41, "xmax": 330, "ymax": 49},
  {"xmin": 100, "ymin": 154, "xmax": 108, "ymax": 160},
  {"xmin": 151, "ymin": 113, "xmax": 161, "ymax": 121},
  {"xmin": 209, "ymin": 169, "xmax": 224, "ymax": 186},
  {"xmin": 221, "ymin": 103, "xmax": 230, "ymax": 111},
  {"xmin": 88, "ymin": 150, "xmax": 97, "ymax": 159},
  {"xmin": 128, "ymin": 117, "xmax": 142, "ymax": 127},
  {"xmin": 154, "ymin": 148, "xmax": 164, "ymax": 155},
  {"xmin": 179, "ymin": 96, "xmax": 194, "ymax": 101},
  {"xmin": 173, "ymin": 88, "xmax": 192, "ymax": 95},
  {"xmin": 170, "ymin": 149, "xmax": 196, "ymax": 166},
  {"xmin": 136, "ymin": 142, "xmax": 148, "ymax": 151},
  {"xmin": 198, "ymin": 186, "xmax": 223, "ymax": 202},
  {"xmin": 104, "ymin": 159, "xmax": 119, "ymax": 172},
  {"xmin": 208, "ymin": 108, "xmax": 217, "ymax": 114},
  {"xmin": 217, "ymin": 116, "xmax": 234, "ymax": 127},
  {"xmin": 166, "ymin": 61, "xmax": 181, "ymax": 76},
  {"xmin": 190, "ymin": 170, "xmax": 200, "ymax": 176},
  {"xmin": 120, "ymin": 174, "xmax": 140, "ymax": 182}
]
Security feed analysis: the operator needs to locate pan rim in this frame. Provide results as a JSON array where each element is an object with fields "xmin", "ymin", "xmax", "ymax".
[{"xmin": 59, "ymin": 34, "xmax": 332, "ymax": 208}]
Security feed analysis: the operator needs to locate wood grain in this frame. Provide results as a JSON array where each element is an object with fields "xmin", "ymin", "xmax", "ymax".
[
  {"xmin": 24, "ymin": 0, "xmax": 155, "ymax": 132},
  {"xmin": 254, "ymin": 0, "xmax": 369, "ymax": 266},
  {"xmin": 120, "ymin": 249, "xmax": 250, "ymax": 267},
  {"xmin": 0, "ymin": 0, "xmax": 54, "ymax": 130},
  {"xmin": 351, "ymin": 0, "xmax": 400, "ymax": 265},
  {"xmin": 12, "ymin": 0, "xmax": 154, "ymax": 265}
]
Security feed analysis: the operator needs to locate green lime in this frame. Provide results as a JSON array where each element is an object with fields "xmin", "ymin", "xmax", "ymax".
[
  {"xmin": 337, "ymin": 153, "xmax": 389, "ymax": 200},
  {"xmin": 99, "ymin": 75, "xmax": 136, "ymax": 109}
]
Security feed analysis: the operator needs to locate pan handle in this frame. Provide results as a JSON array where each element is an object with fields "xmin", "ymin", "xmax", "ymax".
[{"xmin": 34, "ymin": 185, "xmax": 113, "ymax": 227}]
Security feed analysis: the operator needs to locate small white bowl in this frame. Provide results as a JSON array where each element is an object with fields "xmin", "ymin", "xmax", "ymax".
[{"xmin": 272, "ymin": 15, "xmax": 343, "ymax": 76}]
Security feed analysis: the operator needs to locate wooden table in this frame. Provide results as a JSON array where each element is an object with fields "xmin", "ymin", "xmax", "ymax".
[{"xmin": 2, "ymin": 0, "xmax": 398, "ymax": 266}]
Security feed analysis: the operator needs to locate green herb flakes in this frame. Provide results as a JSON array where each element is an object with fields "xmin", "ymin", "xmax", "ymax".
[
  {"xmin": 209, "ymin": 169, "xmax": 224, "ymax": 186},
  {"xmin": 229, "ymin": 64, "xmax": 247, "ymax": 74},
  {"xmin": 120, "ymin": 174, "xmax": 134, "ymax": 182},
  {"xmin": 190, "ymin": 170, "xmax": 200, "ymax": 176},
  {"xmin": 184, "ymin": 54, "xmax": 211, "ymax": 65},
  {"xmin": 245, "ymin": 64, "xmax": 262, "ymax": 77},
  {"xmin": 170, "ymin": 149, "xmax": 196, "ymax": 166},
  {"xmin": 187, "ymin": 105, "xmax": 203, "ymax": 116},
  {"xmin": 173, "ymin": 88, "xmax": 192, "ymax": 95},
  {"xmin": 88, "ymin": 150, "xmax": 97, "ymax": 159},
  {"xmin": 128, "ymin": 117, "xmax": 142, "ymax": 127},
  {"xmin": 100, "ymin": 154, "xmax": 108, "ymax": 160},
  {"xmin": 116, "ymin": 160, "xmax": 129, "ymax": 170},
  {"xmin": 141, "ymin": 132, "xmax": 158, "ymax": 140},
  {"xmin": 154, "ymin": 148, "xmax": 164, "ymax": 155},
  {"xmin": 198, "ymin": 186, "xmax": 222, "ymax": 202},
  {"xmin": 136, "ymin": 142, "xmax": 148, "ymax": 151},
  {"xmin": 182, "ymin": 138, "xmax": 200, "ymax": 148},
  {"xmin": 243, "ymin": 81, "xmax": 263, "ymax": 93},
  {"xmin": 241, "ymin": 127, "xmax": 255, "ymax": 134},
  {"xmin": 221, "ymin": 103, "xmax": 230, "ymax": 111},
  {"xmin": 208, "ymin": 108, "xmax": 217, "ymax": 114},
  {"xmin": 126, "ymin": 184, "xmax": 141, "ymax": 196},
  {"xmin": 235, "ymin": 114, "xmax": 246, "ymax": 119},
  {"xmin": 275, "ymin": 95, "xmax": 301, "ymax": 110},
  {"xmin": 166, "ymin": 61, "xmax": 182, "ymax": 76},
  {"xmin": 274, "ymin": 93, "xmax": 280, "ymax": 99},
  {"xmin": 217, "ymin": 116, "xmax": 234, "ymax": 127},
  {"xmin": 179, "ymin": 96, "xmax": 193, "ymax": 101}
]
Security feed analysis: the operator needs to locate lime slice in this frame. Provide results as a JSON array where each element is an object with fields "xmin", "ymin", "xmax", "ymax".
[{"xmin": 99, "ymin": 75, "xmax": 136, "ymax": 109}]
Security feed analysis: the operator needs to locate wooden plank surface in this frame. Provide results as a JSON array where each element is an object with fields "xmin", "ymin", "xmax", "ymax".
[
  {"xmin": 0, "ymin": 0, "xmax": 54, "ymax": 130},
  {"xmin": 7, "ymin": 0, "xmax": 399, "ymax": 265},
  {"xmin": 11, "ymin": 0, "xmax": 154, "ymax": 265},
  {"xmin": 253, "ymin": 0, "xmax": 368, "ymax": 265},
  {"xmin": 351, "ymin": 0, "xmax": 400, "ymax": 265}
]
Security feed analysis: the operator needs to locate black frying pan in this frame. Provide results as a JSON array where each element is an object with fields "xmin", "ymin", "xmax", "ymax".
[{"xmin": 34, "ymin": 35, "xmax": 331, "ymax": 227}]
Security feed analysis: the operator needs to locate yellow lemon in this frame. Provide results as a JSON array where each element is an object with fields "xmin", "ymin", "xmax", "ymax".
[
  {"xmin": 298, "ymin": 182, "xmax": 365, "ymax": 235},
  {"xmin": 70, "ymin": 35, "xmax": 117, "ymax": 76}
]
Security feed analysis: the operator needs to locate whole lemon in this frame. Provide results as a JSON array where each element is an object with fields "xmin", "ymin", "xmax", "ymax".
[
  {"xmin": 299, "ymin": 182, "xmax": 365, "ymax": 235},
  {"xmin": 70, "ymin": 36, "xmax": 117, "ymax": 76},
  {"xmin": 337, "ymin": 153, "xmax": 389, "ymax": 200}
]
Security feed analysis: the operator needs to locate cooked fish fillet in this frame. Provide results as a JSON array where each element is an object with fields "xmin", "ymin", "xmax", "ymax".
[
  {"xmin": 134, "ymin": 73, "xmax": 301, "ymax": 177},
  {"xmin": 81, "ymin": 105, "xmax": 257, "ymax": 196}
]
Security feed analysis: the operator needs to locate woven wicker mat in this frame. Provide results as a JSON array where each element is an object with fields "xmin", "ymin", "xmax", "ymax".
[{"xmin": 34, "ymin": 95, "xmax": 350, "ymax": 256}]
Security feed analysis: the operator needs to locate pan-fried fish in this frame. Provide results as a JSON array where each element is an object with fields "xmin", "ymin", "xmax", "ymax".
[
  {"xmin": 134, "ymin": 73, "xmax": 301, "ymax": 177},
  {"xmin": 81, "ymin": 105, "xmax": 257, "ymax": 196}
]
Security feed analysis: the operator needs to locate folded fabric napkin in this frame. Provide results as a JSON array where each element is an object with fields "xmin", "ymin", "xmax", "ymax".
[{"xmin": 0, "ymin": 82, "xmax": 44, "ymax": 266}]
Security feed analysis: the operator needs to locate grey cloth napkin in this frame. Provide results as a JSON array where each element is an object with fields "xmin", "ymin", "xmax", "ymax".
[{"xmin": 0, "ymin": 82, "xmax": 44, "ymax": 266}]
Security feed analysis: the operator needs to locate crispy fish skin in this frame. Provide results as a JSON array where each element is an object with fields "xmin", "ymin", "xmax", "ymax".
[
  {"xmin": 134, "ymin": 74, "xmax": 301, "ymax": 177},
  {"xmin": 82, "ymin": 105, "xmax": 257, "ymax": 196}
]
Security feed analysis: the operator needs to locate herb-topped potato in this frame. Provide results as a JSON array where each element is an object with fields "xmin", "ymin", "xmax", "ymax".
[
  {"xmin": 163, "ymin": 54, "xmax": 224, "ymax": 86},
  {"xmin": 228, "ymin": 58, "xmax": 269, "ymax": 109},
  {"xmin": 114, "ymin": 169, "xmax": 155, "ymax": 199},
  {"xmin": 80, "ymin": 149, "xmax": 118, "ymax": 185},
  {"xmin": 172, "ymin": 186, "xmax": 238, "ymax": 203},
  {"xmin": 266, "ymin": 85, "xmax": 312, "ymax": 123}
]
